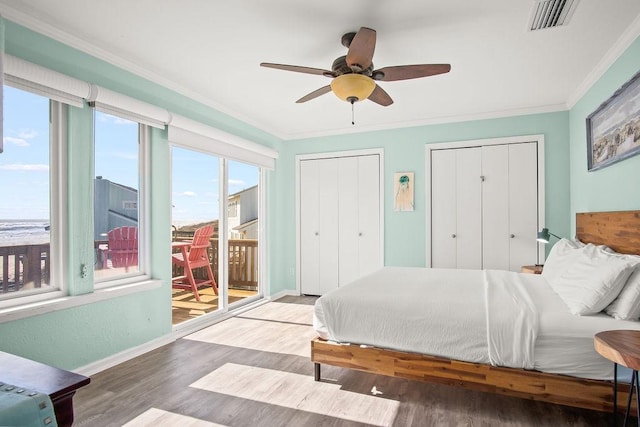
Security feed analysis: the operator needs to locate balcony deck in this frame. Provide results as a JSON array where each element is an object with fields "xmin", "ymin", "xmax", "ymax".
[{"xmin": 1, "ymin": 237, "xmax": 258, "ymax": 295}]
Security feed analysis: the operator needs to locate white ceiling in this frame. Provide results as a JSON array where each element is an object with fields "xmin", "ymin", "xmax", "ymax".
[{"xmin": 2, "ymin": 1, "xmax": 640, "ymax": 140}]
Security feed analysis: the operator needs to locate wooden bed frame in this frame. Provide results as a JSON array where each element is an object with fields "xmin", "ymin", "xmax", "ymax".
[{"xmin": 311, "ymin": 210, "xmax": 640, "ymax": 413}]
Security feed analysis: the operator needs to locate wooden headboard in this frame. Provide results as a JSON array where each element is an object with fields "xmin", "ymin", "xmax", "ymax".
[{"xmin": 576, "ymin": 210, "xmax": 640, "ymax": 255}]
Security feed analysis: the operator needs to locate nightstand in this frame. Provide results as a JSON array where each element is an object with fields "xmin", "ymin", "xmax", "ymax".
[
  {"xmin": 521, "ymin": 265, "xmax": 543, "ymax": 274},
  {"xmin": 594, "ymin": 330, "xmax": 640, "ymax": 426}
]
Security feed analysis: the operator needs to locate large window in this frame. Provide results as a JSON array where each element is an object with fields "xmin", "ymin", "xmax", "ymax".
[
  {"xmin": 93, "ymin": 111, "xmax": 144, "ymax": 283},
  {"xmin": 0, "ymin": 86, "xmax": 56, "ymax": 300}
]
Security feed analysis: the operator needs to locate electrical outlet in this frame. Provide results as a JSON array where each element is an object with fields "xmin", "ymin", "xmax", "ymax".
[{"xmin": 289, "ymin": 267, "xmax": 295, "ymax": 277}]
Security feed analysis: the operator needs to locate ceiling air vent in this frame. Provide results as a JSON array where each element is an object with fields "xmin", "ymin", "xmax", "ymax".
[{"xmin": 528, "ymin": 0, "xmax": 580, "ymax": 31}]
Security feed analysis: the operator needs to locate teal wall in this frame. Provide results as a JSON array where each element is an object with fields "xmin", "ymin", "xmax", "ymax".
[
  {"xmin": 569, "ymin": 35, "xmax": 640, "ymax": 228},
  {"xmin": 0, "ymin": 20, "xmax": 281, "ymax": 370},
  {"xmin": 269, "ymin": 112, "xmax": 571, "ymax": 295}
]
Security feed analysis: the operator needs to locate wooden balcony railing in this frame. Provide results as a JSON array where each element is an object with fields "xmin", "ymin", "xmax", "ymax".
[
  {"xmin": 1, "ymin": 237, "xmax": 258, "ymax": 294},
  {"xmin": 173, "ymin": 237, "xmax": 259, "ymax": 291},
  {"xmin": 0, "ymin": 243, "xmax": 50, "ymax": 293}
]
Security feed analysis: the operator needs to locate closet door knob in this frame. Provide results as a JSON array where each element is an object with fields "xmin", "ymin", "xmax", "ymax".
[
  {"xmin": 510, "ymin": 234, "xmax": 515, "ymax": 238},
  {"xmin": 315, "ymin": 232, "xmax": 319, "ymax": 236},
  {"xmin": 451, "ymin": 234, "xmax": 456, "ymax": 238},
  {"xmin": 359, "ymin": 232, "xmax": 363, "ymax": 236}
]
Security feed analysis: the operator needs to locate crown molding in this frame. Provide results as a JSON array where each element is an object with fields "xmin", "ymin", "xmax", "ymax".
[
  {"xmin": 280, "ymin": 103, "xmax": 568, "ymax": 141},
  {"xmin": 567, "ymin": 13, "xmax": 640, "ymax": 108}
]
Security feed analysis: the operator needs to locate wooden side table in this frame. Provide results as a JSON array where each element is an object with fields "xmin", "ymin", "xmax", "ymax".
[
  {"xmin": 0, "ymin": 351, "xmax": 90, "ymax": 427},
  {"xmin": 594, "ymin": 330, "xmax": 640, "ymax": 426},
  {"xmin": 521, "ymin": 264, "xmax": 543, "ymax": 274}
]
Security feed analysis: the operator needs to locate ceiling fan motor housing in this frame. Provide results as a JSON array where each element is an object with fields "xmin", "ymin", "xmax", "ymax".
[{"xmin": 332, "ymin": 55, "xmax": 374, "ymax": 77}]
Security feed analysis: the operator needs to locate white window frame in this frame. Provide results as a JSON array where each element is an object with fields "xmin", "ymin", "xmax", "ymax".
[
  {"xmin": 93, "ymin": 118, "xmax": 152, "ymax": 288},
  {"xmin": 0, "ymin": 93, "xmax": 67, "ymax": 308}
]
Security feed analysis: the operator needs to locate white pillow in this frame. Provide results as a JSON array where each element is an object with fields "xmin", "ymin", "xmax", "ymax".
[
  {"xmin": 548, "ymin": 244, "xmax": 639, "ymax": 315},
  {"xmin": 541, "ymin": 238, "xmax": 584, "ymax": 283},
  {"xmin": 605, "ymin": 257, "xmax": 640, "ymax": 320}
]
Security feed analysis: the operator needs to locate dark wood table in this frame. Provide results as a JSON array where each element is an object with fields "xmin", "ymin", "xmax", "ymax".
[
  {"xmin": 595, "ymin": 330, "xmax": 640, "ymax": 427},
  {"xmin": 0, "ymin": 351, "xmax": 90, "ymax": 427}
]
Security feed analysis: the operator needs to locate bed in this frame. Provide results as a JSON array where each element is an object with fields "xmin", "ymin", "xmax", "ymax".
[{"xmin": 310, "ymin": 210, "xmax": 640, "ymax": 413}]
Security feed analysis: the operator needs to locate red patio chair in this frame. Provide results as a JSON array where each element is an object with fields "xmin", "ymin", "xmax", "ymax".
[
  {"xmin": 107, "ymin": 226, "xmax": 138, "ymax": 272},
  {"xmin": 171, "ymin": 225, "xmax": 218, "ymax": 301}
]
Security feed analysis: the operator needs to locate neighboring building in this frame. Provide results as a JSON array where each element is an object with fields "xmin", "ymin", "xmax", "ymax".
[
  {"xmin": 94, "ymin": 177, "xmax": 138, "ymax": 241},
  {"xmin": 228, "ymin": 185, "xmax": 258, "ymax": 239}
]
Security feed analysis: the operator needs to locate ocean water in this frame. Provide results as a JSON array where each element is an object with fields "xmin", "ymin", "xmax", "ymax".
[{"xmin": 0, "ymin": 220, "xmax": 50, "ymax": 246}]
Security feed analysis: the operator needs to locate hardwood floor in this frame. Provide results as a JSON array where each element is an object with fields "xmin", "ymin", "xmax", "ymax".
[{"xmin": 74, "ymin": 296, "xmax": 612, "ymax": 426}]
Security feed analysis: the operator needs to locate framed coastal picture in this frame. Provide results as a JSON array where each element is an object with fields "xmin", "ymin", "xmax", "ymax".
[
  {"xmin": 394, "ymin": 172, "xmax": 414, "ymax": 211},
  {"xmin": 586, "ymin": 70, "xmax": 640, "ymax": 171}
]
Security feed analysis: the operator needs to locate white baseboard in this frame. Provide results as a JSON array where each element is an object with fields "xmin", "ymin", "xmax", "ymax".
[
  {"xmin": 75, "ymin": 333, "xmax": 176, "ymax": 377},
  {"xmin": 268, "ymin": 289, "xmax": 298, "ymax": 301},
  {"xmin": 74, "ymin": 296, "xmax": 277, "ymax": 376}
]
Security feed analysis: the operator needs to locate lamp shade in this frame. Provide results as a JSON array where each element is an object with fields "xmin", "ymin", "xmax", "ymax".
[
  {"xmin": 537, "ymin": 228, "xmax": 551, "ymax": 243},
  {"xmin": 330, "ymin": 74, "xmax": 376, "ymax": 102},
  {"xmin": 537, "ymin": 228, "xmax": 561, "ymax": 244}
]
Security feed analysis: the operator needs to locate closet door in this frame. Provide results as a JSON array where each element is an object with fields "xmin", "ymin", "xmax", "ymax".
[
  {"xmin": 300, "ymin": 158, "xmax": 339, "ymax": 295},
  {"xmin": 455, "ymin": 148, "xmax": 482, "ymax": 269},
  {"xmin": 300, "ymin": 160, "xmax": 321, "ymax": 294},
  {"xmin": 338, "ymin": 155, "xmax": 380, "ymax": 286},
  {"xmin": 317, "ymin": 159, "xmax": 340, "ymax": 294},
  {"xmin": 482, "ymin": 145, "xmax": 510, "ymax": 270},
  {"xmin": 508, "ymin": 143, "xmax": 538, "ymax": 270},
  {"xmin": 356, "ymin": 154, "xmax": 381, "ymax": 278},
  {"xmin": 482, "ymin": 143, "xmax": 538, "ymax": 271},
  {"xmin": 431, "ymin": 149, "xmax": 457, "ymax": 268},
  {"xmin": 338, "ymin": 156, "xmax": 359, "ymax": 286},
  {"xmin": 431, "ymin": 148, "xmax": 481, "ymax": 269}
]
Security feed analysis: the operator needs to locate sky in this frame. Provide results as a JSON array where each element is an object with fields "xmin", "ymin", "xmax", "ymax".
[{"xmin": 0, "ymin": 85, "xmax": 259, "ymax": 224}]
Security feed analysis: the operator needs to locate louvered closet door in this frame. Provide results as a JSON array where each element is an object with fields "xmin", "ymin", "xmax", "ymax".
[{"xmin": 508, "ymin": 143, "xmax": 538, "ymax": 270}]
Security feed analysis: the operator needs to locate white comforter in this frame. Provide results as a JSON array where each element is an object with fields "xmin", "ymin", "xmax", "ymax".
[{"xmin": 313, "ymin": 266, "xmax": 538, "ymax": 369}]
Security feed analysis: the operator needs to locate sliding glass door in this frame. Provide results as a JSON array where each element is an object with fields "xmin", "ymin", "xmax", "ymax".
[
  {"xmin": 227, "ymin": 160, "xmax": 260, "ymax": 308},
  {"xmin": 170, "ymin": 148, "xmax": 262, "ymax": 326},
  {"xmin": 171, "ymin": 146, "xmax": 221, "ymax": 325}
]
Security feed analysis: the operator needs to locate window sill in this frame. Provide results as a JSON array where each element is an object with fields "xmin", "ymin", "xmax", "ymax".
[{"xmin": 0, "ymin": 279, "xmax": 162, "ymax": 324}]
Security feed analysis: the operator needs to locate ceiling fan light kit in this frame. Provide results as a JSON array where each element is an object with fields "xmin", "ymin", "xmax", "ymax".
[{"xmin": 330, "ymin": 74, "xmax": 376, "ymax": 103}]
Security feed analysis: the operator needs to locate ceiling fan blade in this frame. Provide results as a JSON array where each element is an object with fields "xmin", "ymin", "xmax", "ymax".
[
  {"xmin": 346, "ymin": 27, "xmax": 376, "ymax": 70},
  {"xmin": 368, "ymin": 84, "xmax": 393, "ymax": 106},
  {"xmin": 373, "ymin": 64, "xmax": 451, "ymax": 81},
  {"xmin": 296, "ymin": 85, "xmax": 332, "ymax": 103},
  {"xmin": 260, "ymin": 62, "xmax": 333, "ymax": 77}
]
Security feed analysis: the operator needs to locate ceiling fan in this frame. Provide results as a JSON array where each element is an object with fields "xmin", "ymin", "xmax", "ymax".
[{"xmin": 260, "ymin": 27, "xmax": 451, "ymax": 107}]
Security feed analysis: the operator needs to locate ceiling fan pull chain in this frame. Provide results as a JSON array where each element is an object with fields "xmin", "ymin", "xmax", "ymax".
[{"xmin": 351, "ymin": 98, "xmax": 355, "ymax": 125}]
